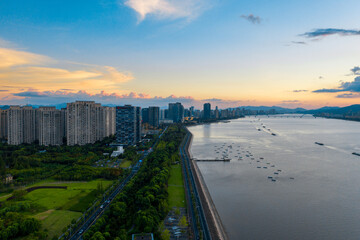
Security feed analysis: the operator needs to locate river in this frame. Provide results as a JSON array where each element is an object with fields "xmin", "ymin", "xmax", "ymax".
[{"xmin": 188, "ymin": 115, "xmax": 360, "ymax": 240}]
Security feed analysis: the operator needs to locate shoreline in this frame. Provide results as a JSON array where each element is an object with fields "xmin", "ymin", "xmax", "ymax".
[{"xmin": 184, "ymin": 127, "xmax": 229, "ymax": 240}]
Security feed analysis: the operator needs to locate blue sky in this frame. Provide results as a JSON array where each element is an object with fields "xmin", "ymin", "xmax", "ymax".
[{"xmin": 1, "ymin": 0, "xmax": 360, "ymax": 108}]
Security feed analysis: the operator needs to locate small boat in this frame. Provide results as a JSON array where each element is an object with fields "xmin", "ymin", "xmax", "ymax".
[
  {"xmin": 263, "ymin": 167, "xmax": 268, "ymax": 169},
  {"xmin": 315, "ymin": 142, "xmax": 324, "ymax": 146},
  {"xmin": 271, "ymin": 133, "xmax": 276, "ymax": 136},
  {"xmin": 271, "ymin": 179, "xmax": 276, "ymax": 182},
  {"xmin": 257, "ymin": 166, "xmax": 261, "ymax": 168},
  {"xmin": 352, "ymin": 152, "xmax": 360, "ymax": 156},
  {"xmin": 290, "ymin": 177, "xmax": 295, "ymax": 180},
  {"xmin": 267, "ymin": 176, "xmax": 273, "ymax": 179},
  {"xmin": 274, "ymin": 172, "xmax": 279, "ymax": 175}
]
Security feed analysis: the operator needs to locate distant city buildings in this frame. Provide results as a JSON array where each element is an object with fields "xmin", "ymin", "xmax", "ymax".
[
  {"xmin": 116, "ymin": 105, "xmax": 141, "ymax": 145},
  {"xmin": 0, "ymin": 100, "xmax": 247, "ymax": 146}
]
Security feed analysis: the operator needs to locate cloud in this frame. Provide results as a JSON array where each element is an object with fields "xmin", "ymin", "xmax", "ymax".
[
  {"xmin": 0, "ymin": 46, "xmax": 133, "ymax": 94},
  {"xmin": 282, "ymin": 100, "xmax": 299, "ymax": 103},
  {"xmin": 293, "ymin": 90, "xmax": 308, "ymax": 93},
  {"xmin": 0, "ymin": 90, "xmax": 8, "ymax": 92},
  {"xmin": 350, "ymin": 66, "xmax": 360, "ymax": 75},
  {"xmin": 301, "ymin": 28, "xmax": 360, "ymax": 39},
  {"xmin": 202, "ymin": 98, "xmax": 222, "ymax": 102},
  {"xmin": 336, "ymin": 93, "xmax": 360, "ymax": 98},
  {"xmin": 313, "ymin": 76, "xmax": 360, "ymax": 93},
  {"xmin": 0, "ymin": 47, "xmax": 50, "ymax": 68},
  {"xmin": 13, "ymin": 91, "xmax": 48, "ymax": 97},
  {"xmin": 124, "ymin": 0, "xmax": 208, "ymax": 21},
  {"xmin": 291, "ymin": 41, "xmax": 306, "ymax": 45},
  {"xmin": 240, "ymin": 14, "xmax": 262, "ymax": 24}
]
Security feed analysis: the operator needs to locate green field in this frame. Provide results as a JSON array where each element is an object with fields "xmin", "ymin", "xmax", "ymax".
[
  {"xmin": 120, "ymin": 160, "xmax": 132, "ymax": 168},
  {"xmin": 22, "ymin": 179, "xmax": 114, "ymax": 238},
  {"xmin": 168, "ymin": 164, "xmax": 186, "ymax": 208}
]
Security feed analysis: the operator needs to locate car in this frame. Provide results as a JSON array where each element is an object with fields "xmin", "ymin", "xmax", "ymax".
[
  {"xmin": 79, "ymin": 229, "xmax": 83, "ymax": 234},
  {"xmin": 100, "ymin": 205, "xmax": 104, "ymax": 209}
]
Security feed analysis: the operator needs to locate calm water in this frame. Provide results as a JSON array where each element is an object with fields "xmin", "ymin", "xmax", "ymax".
[{"xmin": 188, "ymin": 115, "xmax": 360, "ymax": 240}]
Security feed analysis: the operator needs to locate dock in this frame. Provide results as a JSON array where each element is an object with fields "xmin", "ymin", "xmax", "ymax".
[{"xmin": 193, "ymin": 159, "xmax": 231, "ymax": 162}]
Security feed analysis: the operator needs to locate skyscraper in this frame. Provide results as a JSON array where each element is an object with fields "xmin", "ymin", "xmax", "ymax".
[
  {"xmin": 148, "ymin": 106, "xmax": 160, "ymax": 128},
  {"xmin": 116, "ymin": 105, "xmax": 141, "ymax": 145},
  {"xmin": 168, "ymin": 102, "xmax": 184, "ymax": 123},
  {"xmin": 203, "ymin": 103, "xmax": 211, "ymax": 120}
]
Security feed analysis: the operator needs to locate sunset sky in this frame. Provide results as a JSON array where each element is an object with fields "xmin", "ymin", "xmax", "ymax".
[{"xmin": 1, "ymin": 0, "xmax": 360, "ymax": 109}]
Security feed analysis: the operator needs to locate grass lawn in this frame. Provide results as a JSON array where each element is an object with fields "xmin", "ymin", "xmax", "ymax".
[
  {"xmin": 168, "ymin": 164, "xmax": 186, "ymax": 208},
  {"xmin": 120, "ymin": 160, "xmax": 132, "ymax": 168},
  {"xmin": 25, "ymin": 180, "xmax": 113, "ymax": 210},
  {"xmin": 22, "ymin": 179, "xmax": 113, "ymax": 239},
  {"xmin": 34, "ymin": 210, "xmax": 82, "ymax": 238}
]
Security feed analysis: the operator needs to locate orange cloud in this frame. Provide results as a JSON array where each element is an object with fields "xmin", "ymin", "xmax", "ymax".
[
  {"xmin": 0, "ymin": 47, "xmax": 133, "ymax": 94},
  {"xmin": 0, "ymin": 47, "xmax": 50, "ymax": 68}
]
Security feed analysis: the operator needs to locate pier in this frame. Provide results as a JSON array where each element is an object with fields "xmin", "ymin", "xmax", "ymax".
[{"xmin": 194, "ymin": 159, "xmax": 231, "ymax": 162}]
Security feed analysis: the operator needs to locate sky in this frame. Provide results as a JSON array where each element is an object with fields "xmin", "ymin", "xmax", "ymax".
[{"xmin": 0, "ymin": 0, "xmax": 360, "ymax": 109}]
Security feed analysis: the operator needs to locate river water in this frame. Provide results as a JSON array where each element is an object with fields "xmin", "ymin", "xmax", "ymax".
[{"xmin": 188, "ymin": 115, "xmax": 360, "ymax": 240}]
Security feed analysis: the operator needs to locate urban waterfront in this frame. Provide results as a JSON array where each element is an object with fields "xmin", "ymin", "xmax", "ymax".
[{"xmin": 189, "ymin": 115, "xmax": 360, "ymax": 240}]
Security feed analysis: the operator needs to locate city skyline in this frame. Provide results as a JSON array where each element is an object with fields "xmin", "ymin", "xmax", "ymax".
[{"xmin": 1, "ymin": 0, "xmax": 360, "ymax": 109}]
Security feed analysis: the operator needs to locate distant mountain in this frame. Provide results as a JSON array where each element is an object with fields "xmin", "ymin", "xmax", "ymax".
[
  {"xmin": 312, "ymin": 104, "xmax": 360, "ymax": 115},
  {"xmin": 239, "ymin": 106, "xmax": 307, "ymax": 113}
]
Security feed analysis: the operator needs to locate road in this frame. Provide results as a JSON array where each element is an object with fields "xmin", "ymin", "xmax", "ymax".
[
  {"xmin": 68, "ymin": 127, "xmax": 167, "ymax": 240},
  {"xmin": 180, "ymin": 128, "xmax": 212, "ymax": 240}
]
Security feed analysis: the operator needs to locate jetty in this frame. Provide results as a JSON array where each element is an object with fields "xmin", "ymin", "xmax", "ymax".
[{"xmin": 193, "ymin": 159, "xmax": 231, "ymax": 162}]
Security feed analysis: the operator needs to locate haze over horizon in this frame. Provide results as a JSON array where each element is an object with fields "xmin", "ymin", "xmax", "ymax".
[{"xmin": 1, "ymin": 0, "xmax": 360, "ymax": 109}]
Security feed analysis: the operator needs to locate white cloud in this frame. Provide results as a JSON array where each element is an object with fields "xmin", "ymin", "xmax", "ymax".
[{"xmin": 124, "ymin": 0, "xmax": 209, "ymax": 21}]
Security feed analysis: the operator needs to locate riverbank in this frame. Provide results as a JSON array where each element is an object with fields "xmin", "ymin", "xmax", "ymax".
[{"xmin": 183, "ymin": 127, "xmax": 228, "ymax": 240}]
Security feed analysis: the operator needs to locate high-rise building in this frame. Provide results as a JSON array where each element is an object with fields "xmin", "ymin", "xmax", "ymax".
[
  {"xmin": 7, "ymin": 106, "xmax": 36, "ymax": 145},
  {"xmin": 22, "ymin": 106, "xmax": 36, "ymax": 144},
  {"xmin": 116, "ymin": 105, "xmax": 141, "ymax": 145},
  {"xmin": 7, "ymin": 106, "xmax": 23, "ymax": 145},
  {"xmin": 148, "ymin": 106, "xmax": 160, "ymax": 128},
  {"xmin": 215, "ymin": 106, "xmax": 220, "ymax": 119},
  {"xmin": 104, "ymin": 106, "xmax": 116, "ymax": 137},
  {"xmin": 168, "ymin": 102, "xmax": 184, "ymax": 123},
  {"xmin": 160, "ymin": 109, "xmax": 166, "ymax": 120},
  {"xmin": 0, "ymin": 109, "xmax": 8, "ymax": 139},
  {"xmin": 67, "ymin": 101, "xmax": 101, "ymax": 146},
  {"xmin": 37, "ymin": 107, "xmax": 63, "ymax": 146},
  {"xmin": 203, "ymin": 103, "xmax": 211, "ymax": 120},
  {"xmin": 141, "ymin": 108, "xmax": 149, "ymax": 124}
]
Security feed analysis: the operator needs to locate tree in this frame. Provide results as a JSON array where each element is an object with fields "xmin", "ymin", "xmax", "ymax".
[
  {"xmin": 160, "ymin": 229, "xmax": 170, "ymax": 240},
  {"xmin": 179, "ymin": 216, "xmax": 188, "ymax": 228}
]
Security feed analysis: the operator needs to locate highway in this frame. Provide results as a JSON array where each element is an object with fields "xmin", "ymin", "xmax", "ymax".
[
  {"xmin": 67, "ymin": 127, "xmax": 167, "ymax": 240},
  {"xmin": 180, "ymin": 128, "xmax": 212, "ymax": 240}
]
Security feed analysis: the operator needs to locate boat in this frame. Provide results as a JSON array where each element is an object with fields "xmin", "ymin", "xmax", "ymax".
[
  {"xmin": 274, "ymin": 172, "xmax": 279, "ymax": 175},
  {"xmin": 352, "ymin": 152, "xmax": 360, "ymax": 156},
  {"xmin": 315, "ymin": 142, "xmax": 324, "ymax": 146},
  {"xmin": 271, "ymin": 133, "xmax": 276, "ymax": 136},
  {"xmin": 267, "ymin": 176, "xmax": 273, "ymax": 179}
]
